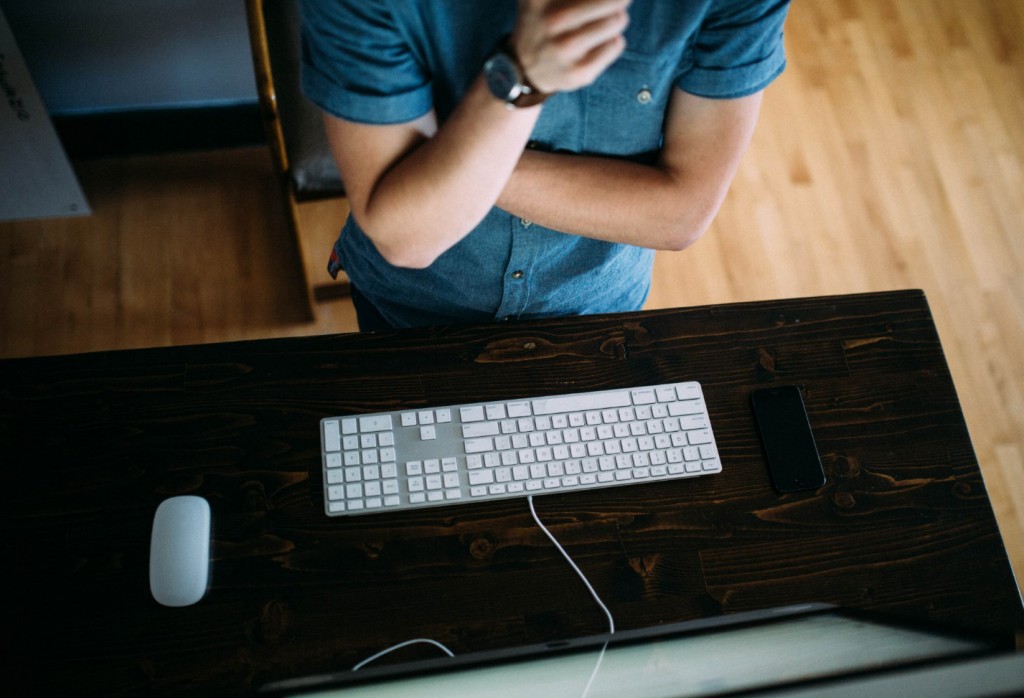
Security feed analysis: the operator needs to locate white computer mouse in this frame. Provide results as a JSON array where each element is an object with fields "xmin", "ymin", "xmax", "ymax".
[{"xmin": 149, "ymin": 495, "xmax": 211, "ymax": 607}]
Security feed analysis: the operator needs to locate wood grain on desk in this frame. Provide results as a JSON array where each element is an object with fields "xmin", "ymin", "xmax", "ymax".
[{"xmin": 0, "ymin": 290, "xmax": 1019, "ymax": 696}]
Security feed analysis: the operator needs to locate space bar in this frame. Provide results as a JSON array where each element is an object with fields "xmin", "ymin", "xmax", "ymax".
[{"xmin": 532, "ymin": 390, "xmax": 632, "ymax": 415}]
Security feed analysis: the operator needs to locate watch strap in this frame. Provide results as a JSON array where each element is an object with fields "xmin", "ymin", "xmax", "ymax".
[{"xmin": 500, "ymin": 37, "xmax": 549, "ymax": 108}]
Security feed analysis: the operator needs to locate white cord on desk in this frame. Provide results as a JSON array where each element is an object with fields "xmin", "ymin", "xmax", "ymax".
[
  {"xmin": 528, "ymin": 495, "xmax": 614, "ymax": 698},
  {"xmin": 527, "ymin": 495, "xmax": 615, "ymax": 635},
  {"xmin": 353, "ymin": 496, "xmax": 616, "ymax": 698},
  {"xmin": 352, "ymin": 638, "xmax": 455, "ymax": 672}
]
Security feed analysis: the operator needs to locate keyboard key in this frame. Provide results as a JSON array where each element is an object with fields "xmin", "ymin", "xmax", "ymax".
[
  {"xmin": 469, "ymin": 470, "xmax": 494, "ymax": 486},
  {"xmin": 656, "ymin": 386, "xmax": 676, "ymax": 403},
  {"xmin": 323, "ymin": 421, "xmax": 341, "ymax": 451},
  {"xmin": 631, "ymin": 388, "xmax": 656, "ymax": 405},
  {"xmin": 680, "ymin": 415, "xmax": 708, "ymax": 430},
  {"xmin": 465, "ymin": 437, "xmax": 493, "ymax": 454},
  {"xmin": 507, "ymin": 401, "xmax": 532, "ymax": 417},
  {"xmin": 669, "ymin": 399, "xmax": 704, "ymax": 416},
  {"xmin": 460, "ymin": 405, "xmax": 485, "ymax": 422},
  {"xmin": 533, "ymin": 391, "xmax": 630, "ymax": 415},
  {"xmin": 359, "ymin": 415, "xmax": 392, "ymax": 432},
  {"xmin": 463, "ymin": 421, "xmax": 500, "ymax": 438}
]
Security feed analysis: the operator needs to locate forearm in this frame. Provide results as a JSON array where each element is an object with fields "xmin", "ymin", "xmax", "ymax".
[
  {"xmin": 497, "ymin": 150, "xmax": 721, "ymax": 251},
  {"xmin": 351, "ymin": 77, "xmax": 540, "ymax": 269},
  {"xmin": 498, "ymin": 90, "xmax": 763, "ymax": 250}
]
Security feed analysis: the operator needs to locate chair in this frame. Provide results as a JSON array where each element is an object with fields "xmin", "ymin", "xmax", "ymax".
[{"xmin": 245, "ymin": 0, "xmax": 350, "ymax": 310}]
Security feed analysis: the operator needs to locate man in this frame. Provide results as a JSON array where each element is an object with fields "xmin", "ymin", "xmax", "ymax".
[{"xmin": 301, "ymin": 0, "xmax": 790, "ymax": 329}]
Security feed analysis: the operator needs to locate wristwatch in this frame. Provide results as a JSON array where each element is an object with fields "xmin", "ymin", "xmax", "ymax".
[{"xmin": 483, "ymin": 39, "xmax": 548, "ymax": 109}]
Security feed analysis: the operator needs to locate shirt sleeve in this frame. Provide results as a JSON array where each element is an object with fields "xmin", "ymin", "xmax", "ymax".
[
  {"xmin": 677, "ymin": 0, "xmax": 791, "ymax": 99},
  {"xmin": 299, "ymin": 0, "xmax": 433, "ymax": 124}
]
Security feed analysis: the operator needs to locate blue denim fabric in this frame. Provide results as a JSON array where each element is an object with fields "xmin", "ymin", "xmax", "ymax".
[{"xmin": 301, "ymin": 0, "xmax": 789, "ymax": 328}]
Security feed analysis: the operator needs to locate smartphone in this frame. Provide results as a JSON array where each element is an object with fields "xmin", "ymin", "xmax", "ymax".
[{"xmin": 750, "ymin": 385, "xmax": 826, "ymax": 493}]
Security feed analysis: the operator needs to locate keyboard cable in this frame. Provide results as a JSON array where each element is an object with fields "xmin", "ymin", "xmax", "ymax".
[
  {"xmin": 527, "ymin": 495, "xmax": 615, "ymax": 634},
  {"xmin": 353, "ymin": 495, "xmax": 617, "ymax": 696}
]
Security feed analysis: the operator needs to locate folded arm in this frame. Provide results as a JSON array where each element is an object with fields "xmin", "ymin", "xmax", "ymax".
[{"xmin": 497, "ymin": 88, "xmax": 764, "ymax": 251}]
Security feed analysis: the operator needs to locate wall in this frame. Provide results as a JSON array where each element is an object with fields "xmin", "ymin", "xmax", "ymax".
[{"xmin": 2, "ymin": 0, "xmax": 257, "ymax": 115}]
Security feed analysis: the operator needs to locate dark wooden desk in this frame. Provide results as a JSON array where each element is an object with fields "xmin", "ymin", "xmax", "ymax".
[{"xmin": 1, "ymin": 290, "xmax": 1020, "ymax": 695}]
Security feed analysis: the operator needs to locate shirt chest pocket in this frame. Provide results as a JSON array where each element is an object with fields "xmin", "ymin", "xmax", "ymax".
[{"xmin": 583, "ymin": 50, "xmax": 674, "ymax": 160}]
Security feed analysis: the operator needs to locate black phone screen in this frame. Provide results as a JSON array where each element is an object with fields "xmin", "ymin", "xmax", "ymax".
[{"xmin": 750, "ymin": 386, "xmax": 826, "ymax": 493}]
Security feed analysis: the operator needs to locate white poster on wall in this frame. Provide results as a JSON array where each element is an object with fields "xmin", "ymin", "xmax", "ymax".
[{"xmin": 1, "ymin": 7, "xmax": 90, "ymax": 221}]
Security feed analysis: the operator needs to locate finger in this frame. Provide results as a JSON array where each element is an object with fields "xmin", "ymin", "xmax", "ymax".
[
  {"xmin": 566, "ymin": 34, "xmax": 627, "ymax": 89},
  {"xmin": 545, "ymin": 0, "xmax": 631, "ymax": 35},
  {"xmin": 553, "ymin": 9, "xmax": 629, "ymax": 65}
]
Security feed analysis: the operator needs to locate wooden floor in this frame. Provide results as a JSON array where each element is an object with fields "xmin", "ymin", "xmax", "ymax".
[{"xmin": 2, "ymin": 1, "xmax": 1022, "ymax": 586}]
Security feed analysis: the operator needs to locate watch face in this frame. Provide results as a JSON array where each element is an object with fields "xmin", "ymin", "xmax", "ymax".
[{"xmin": 484, "ymin": 52, "xmax": 521, "ymax": 102}]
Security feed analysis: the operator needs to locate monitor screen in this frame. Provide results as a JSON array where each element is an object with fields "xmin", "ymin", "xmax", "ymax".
[{"xmin": 276, "ymin": 607, "xmax": 997, "ymax": 697}]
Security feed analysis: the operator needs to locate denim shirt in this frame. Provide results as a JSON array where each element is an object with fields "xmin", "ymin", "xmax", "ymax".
[{"xmin": 301, "ymin": 0, "xmax": 790, "ymax": 328}]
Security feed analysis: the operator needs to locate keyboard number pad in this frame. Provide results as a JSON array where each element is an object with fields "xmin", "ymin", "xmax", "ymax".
[{"xmin": 323, "ymin": 415, "xmax": 402, "ymax": 514}]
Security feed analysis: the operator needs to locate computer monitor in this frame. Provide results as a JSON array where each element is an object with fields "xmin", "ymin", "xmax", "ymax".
[{"xmin": 260, "ymin": 603, "xmax": 1020, "ymax": 697}]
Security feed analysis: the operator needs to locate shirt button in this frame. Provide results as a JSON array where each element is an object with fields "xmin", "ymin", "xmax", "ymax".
[
  {"xmin": 520, "ymin": 218, "xmax": 533, "ymax": 228},
  {"xmin": 511, "ymin": 270, "xmax": 525, "ymax": 280},
  {"xmin": 636, "ymin": 88, "xmax": 653, "ymax": 105}
]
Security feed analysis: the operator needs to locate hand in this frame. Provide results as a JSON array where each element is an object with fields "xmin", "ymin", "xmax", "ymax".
[{"xmin": 511, "ymin": 0, "xmax": 630, "ymax": 94}]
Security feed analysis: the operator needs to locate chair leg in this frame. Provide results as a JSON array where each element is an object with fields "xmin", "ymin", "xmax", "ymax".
[
  {"xmin": 280, "ymin": 182, "xmax": 316, "ymax": 322},
  {"xmin": 285, "ymin": 185, "xmax": 352, "ymax": 316}
]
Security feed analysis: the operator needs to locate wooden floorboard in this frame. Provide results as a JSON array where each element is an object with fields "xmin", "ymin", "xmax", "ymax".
[{"xmin": 1, "ymin": 0, "xmax": 1021, "ymax": 588}]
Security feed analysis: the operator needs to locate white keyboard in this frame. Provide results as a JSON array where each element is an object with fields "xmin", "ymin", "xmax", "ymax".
[{"xmin": 319, "ymin": 382, "xmax": 721, "ymax": 517}]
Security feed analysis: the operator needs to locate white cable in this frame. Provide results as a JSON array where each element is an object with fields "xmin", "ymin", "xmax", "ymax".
[
  {"xmin": 528, "ymin": 495, "xmax": 615, "ymax": 698},
  {"xmin": 352, "ymin": 638, "xmax": 455, "ymax": 672},
  {"xmin": 582, "ymin": 641, "xmax": 610, "ymax": 698},
  {"xmin": 527, "ymin": 495, "xmax": 615, "ymax": 635},
  {"xmin": 354, "ymin": 496, "xmax": 616, "ymax": 697}
]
